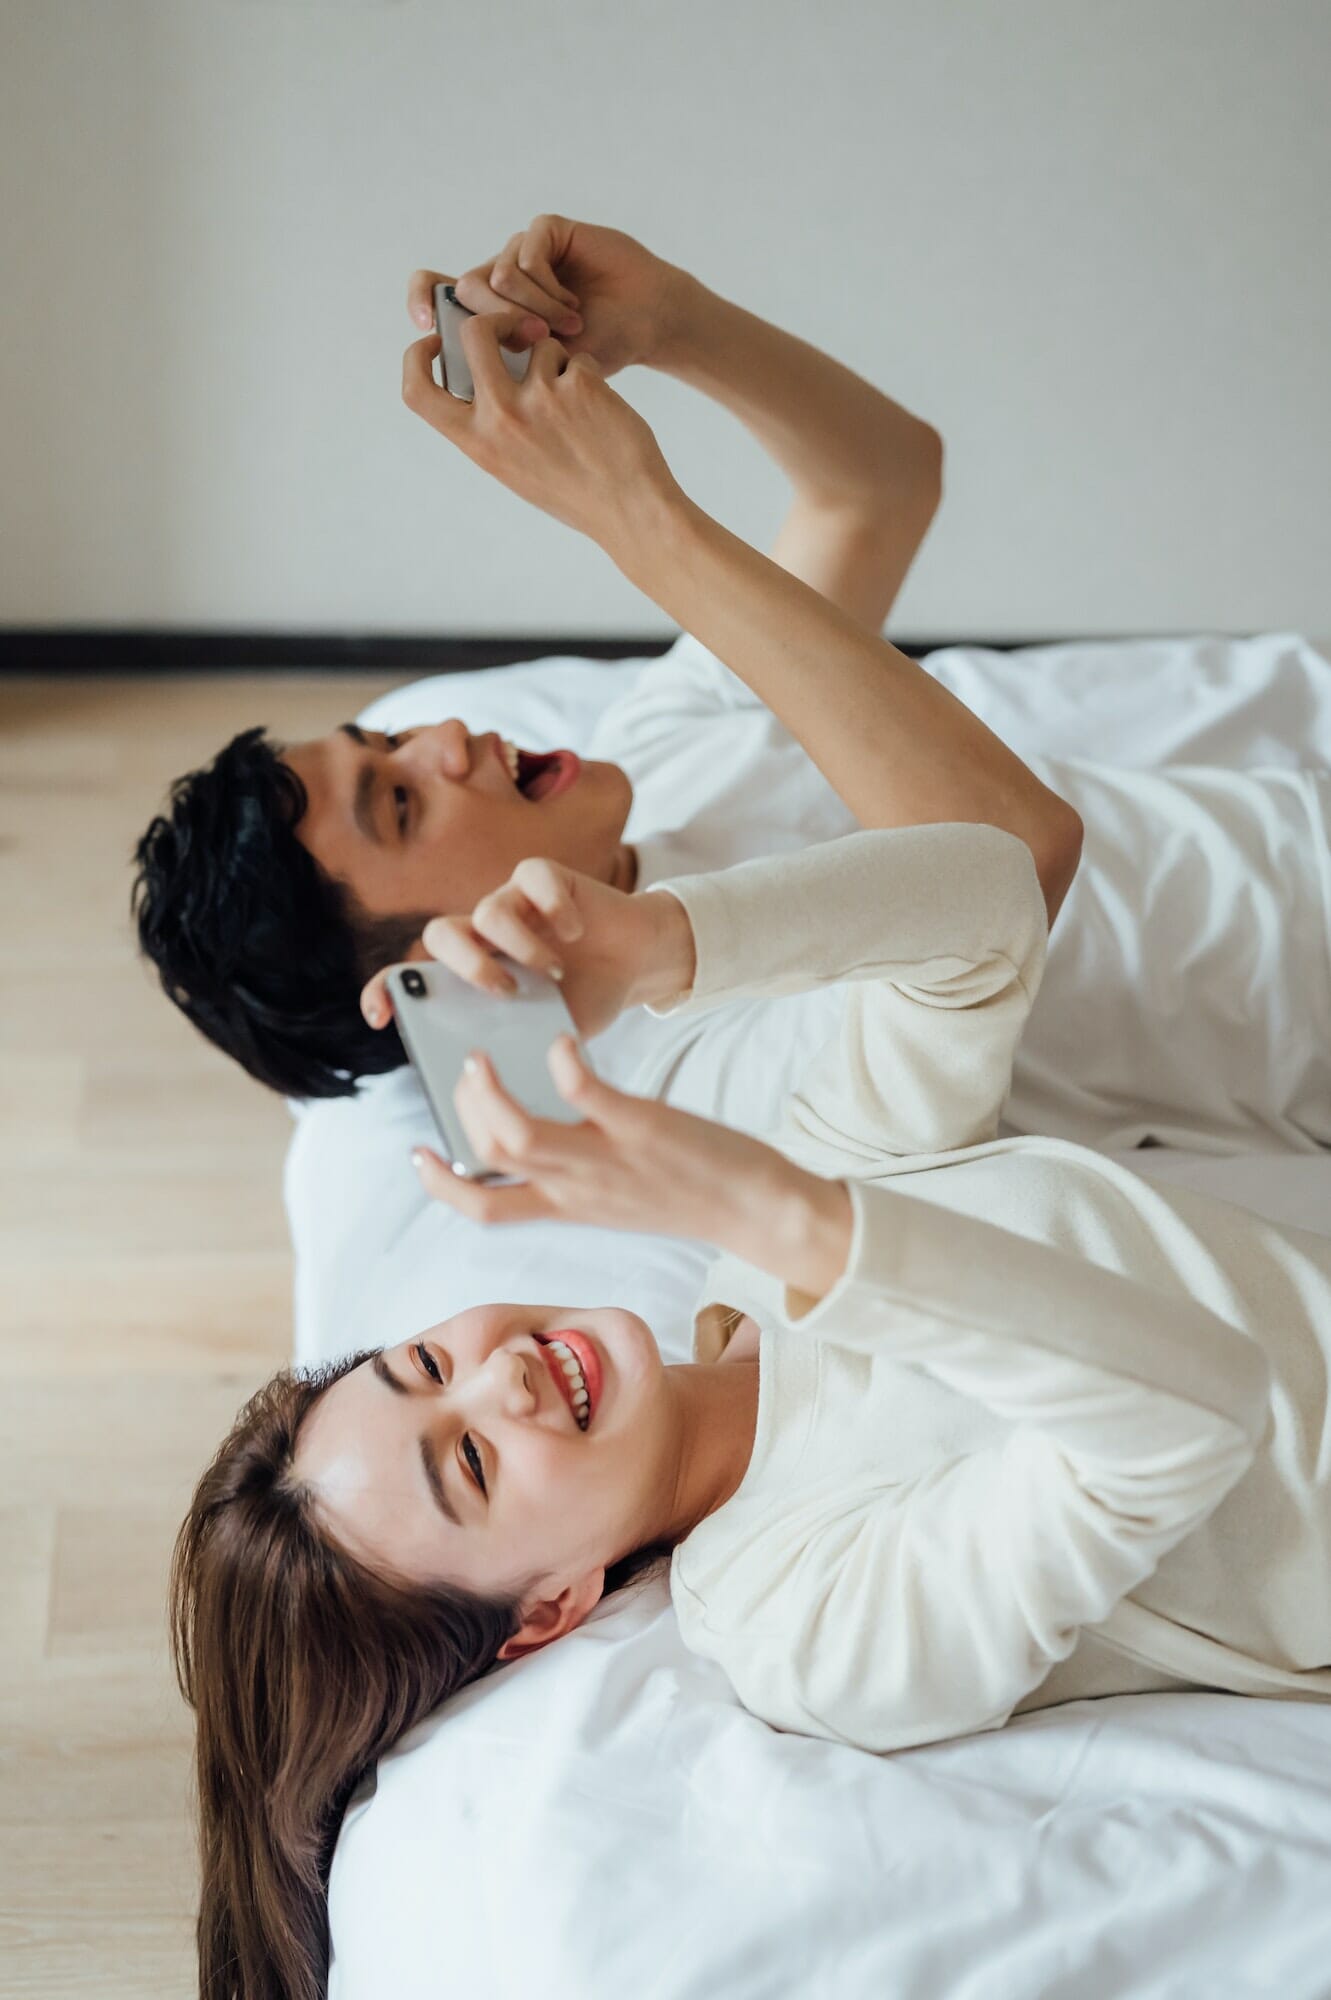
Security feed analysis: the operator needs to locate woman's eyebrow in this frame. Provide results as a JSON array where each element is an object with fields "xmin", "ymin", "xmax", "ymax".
[
  {"xmin": 419, "ymin": 1437, "xmax": 462, "ymax": 1527},
  {"xmin": 370, "ymin": 1351, "xmax": 464, "ymax": 1526}
]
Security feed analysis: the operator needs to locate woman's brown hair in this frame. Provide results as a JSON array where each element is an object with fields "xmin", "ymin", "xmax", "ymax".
[{"xmin": 170, "ymin": 1351, "xmax": 663, "ymax": 2000}]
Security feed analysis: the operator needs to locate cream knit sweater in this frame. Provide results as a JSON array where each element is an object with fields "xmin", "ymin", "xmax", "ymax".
[{"xmin": 651, "ymin": 827, "xmax": 1331, "ymax": 1753}]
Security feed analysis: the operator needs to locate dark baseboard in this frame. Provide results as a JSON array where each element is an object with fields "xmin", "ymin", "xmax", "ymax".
[{"xmin": 0, "ymin": 629, "xmax": 1048, "ymax": 675}]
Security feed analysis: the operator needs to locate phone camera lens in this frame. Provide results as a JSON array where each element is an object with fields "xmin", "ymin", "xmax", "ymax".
[{"xmin": 402, "ymin": 968, "xmax": 426, "ymax": 998}]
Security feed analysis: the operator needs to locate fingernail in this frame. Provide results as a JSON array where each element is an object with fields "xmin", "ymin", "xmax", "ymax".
[
  {"xmin": 411, "ymin": 1149, "xmax": 425, "ymax": 1170},
  {"xmin": 463, "ymin": 1056, "xmax": 479, "ymax": 1075},
  {"xmin": 549, "ymin": 964, "xmax": 564, "ymax": 982},
  {"xmin": 415, "ymin": 305, "xmax": 433, "ymax": 327}
]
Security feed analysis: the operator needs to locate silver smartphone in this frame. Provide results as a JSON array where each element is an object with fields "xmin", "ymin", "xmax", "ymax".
[
  {"xmin": 385, "ymin": 955, "xmax": 587, "ymax": 1181},
  {"xmin": 433, "ymin": 282, "xmax": 532, "ymax": 402}
]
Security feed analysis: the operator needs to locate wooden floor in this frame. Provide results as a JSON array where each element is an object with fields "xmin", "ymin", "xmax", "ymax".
[{"xmin": 0, "ymin": 673, "xmax": 399, "ymax": 1997}]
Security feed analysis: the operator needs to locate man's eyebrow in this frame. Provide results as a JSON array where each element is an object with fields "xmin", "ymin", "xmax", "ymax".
[
  {"xmin": 346, "ymin": 745, "xmax": 380, "ymax": 845},
  {"xmin": 371, "ymin": 1350, "xmax": 409, "ymax": 1394},
  {"xmin": 370, "ymin": 1351, "xmax": 462, "ymax": 1527}
]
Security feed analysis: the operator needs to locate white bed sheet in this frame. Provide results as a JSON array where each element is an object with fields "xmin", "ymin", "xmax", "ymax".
[{"xmin": 320, "ymin": 635, "xmax": 1331, "ymax": 2000}]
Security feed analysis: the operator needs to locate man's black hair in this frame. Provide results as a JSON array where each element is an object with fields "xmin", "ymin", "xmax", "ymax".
[{"xmin": 132, "ymin": 726, "xmax": 429, "ymax": 1099}]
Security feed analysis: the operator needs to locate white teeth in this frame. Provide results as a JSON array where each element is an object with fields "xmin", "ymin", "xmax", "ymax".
[
  {"xmin": 501, "ymin": 738, "xmax": 520, "ymax": 782},
  {"xmin": 547, "ymin": 1339, "xmax": 591, "ymax": 1428}
]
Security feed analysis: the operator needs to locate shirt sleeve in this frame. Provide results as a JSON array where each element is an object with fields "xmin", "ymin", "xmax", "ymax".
[
  {"xmin": 708, "ymin": 1178, "xmax": 1271, "ymax": 1753},
  {"xmin": 648, "ymin": 823, "xmax": 1048, "ymax": 1158}
]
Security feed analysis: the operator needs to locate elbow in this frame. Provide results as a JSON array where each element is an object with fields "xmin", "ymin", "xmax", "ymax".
[
  {"xmin": 916, "ymin": 423, "xmax": 944, "ymax": 523},
  {"xmin": 1031, "ymin": 796, "xmax": 1084, "ymax": 929}
]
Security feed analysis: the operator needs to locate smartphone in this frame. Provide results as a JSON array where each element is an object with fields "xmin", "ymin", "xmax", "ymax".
[
  {"xmin": 385, "ymin": 955, "xmax": 587, "ymax": 1181},
  {"xmin": 433, "ymin": 282, "xmax": 532, "ymax": 402}
]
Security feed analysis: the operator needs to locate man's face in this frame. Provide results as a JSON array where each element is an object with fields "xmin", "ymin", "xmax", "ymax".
[{"xmin": 282, "ymin": 719, "xmax": 633, "ymax": 921}]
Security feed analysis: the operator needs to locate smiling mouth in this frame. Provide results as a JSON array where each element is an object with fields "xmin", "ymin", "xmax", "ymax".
[
  {"xmin": 499, "ymin": 738, "xmax": 582, "ymax": 804},
  {"xmin": 534, "ymin": 1330, "xmax": 599, "ymax": 1430}
]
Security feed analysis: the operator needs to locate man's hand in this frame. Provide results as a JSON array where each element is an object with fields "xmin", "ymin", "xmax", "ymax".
[
  {"xmin": 407, "ymin": 216, "xmax": 689, "ymax": 378},
  {"xmin": 402, "ymin": 306, "xmax": 682, "ymax": 553},
  {"xmin": 361, "ymin": 860, "xmax": 697, "ymax": 1042}
]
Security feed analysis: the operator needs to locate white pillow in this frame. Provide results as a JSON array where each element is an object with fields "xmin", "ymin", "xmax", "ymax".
[{"xmin": 286, "ymin": 649, "xmax": 668, "ymax": 1363}]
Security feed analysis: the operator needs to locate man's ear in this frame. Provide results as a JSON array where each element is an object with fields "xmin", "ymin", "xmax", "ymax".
[{"xmin": 495, "ymin": 1570, "xmax": 605, "ymax": 1664}]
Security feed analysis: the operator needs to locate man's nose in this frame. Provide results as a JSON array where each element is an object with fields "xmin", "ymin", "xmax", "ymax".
[{"xmin": 400, "ymin": 719, "xmax": 471, "ymax": 782}]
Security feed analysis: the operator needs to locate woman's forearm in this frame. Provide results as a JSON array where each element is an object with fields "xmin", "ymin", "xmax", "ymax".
[{"xmin": 654, "ymin": 271, "xmax": 941, "ymax": 508}]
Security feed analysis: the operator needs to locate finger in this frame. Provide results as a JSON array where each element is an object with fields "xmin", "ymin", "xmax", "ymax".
[
  {"xmin": 420, "ymin": 916, "xmax": 517, "ymax": 996},
  {"xmin": 548, "ymin": 1035, "xmax": 630, "ymax": 1123},
  {"xmin": 402, "ymin": 331, "xmax": 467, "ymax": 434},
  {"xmin": 468, "ymin": 895, "xmax": 567, "ymax": 980},
  {"xmin": 524, "ymin": 332, "xmax": 571, "ymax": 385},
  {"xmin": 463, "ymin": 236, "xmax": 579, "ymax": 334},
  {"xmin": 410, "ymin": 1145, "xmax": 552, "ymax": 1224},
  {"xmin": 516, "ymin": 216, "xmax": 582, "ymax": 319},
  {"xmin": 408, "ymin": 267, "xmax": 451, "ymax": 329},
  {"xmin": 456, "ymin": 1053, "xmax": 603, "ymax": 1179},
  {"xmin": 461, "ymin": 309, "xmax": 549, "ymax": 402},
  {"xmin": 510, "ymin": 858, "xmax": 584, "ymax": 942},
  {"xmin": 454, "ymin": 1052, "xmax": 544, "ymax": 1165},
  {"xmin": 453, "ymin": 268, "xmax": 567, "ymax": 342},
  {"xmin": 361, "ymin": 965, "xmax": 396, "ymax": 1028}
]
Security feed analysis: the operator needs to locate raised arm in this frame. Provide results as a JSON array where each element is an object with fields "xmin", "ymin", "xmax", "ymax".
[
  {"xmin": 616, "ymin": 494, "xmax": 1082, "ymax": 925},
  {"xmin": 405, "ymin": 223, "xmax": 1082, "ymax": 925},
  {"xmin": 653, "ymin": 274, "xmax": 943, "ymax": 635},
  {"xmin": 414, "ymin": 216, "xmax": 942, "ymax": 634}
]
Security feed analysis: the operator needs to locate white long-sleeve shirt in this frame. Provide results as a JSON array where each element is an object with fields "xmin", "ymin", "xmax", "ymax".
[{"xmin": 656, "ymin": 828, "xmax": 1331, "ymax": 1753}]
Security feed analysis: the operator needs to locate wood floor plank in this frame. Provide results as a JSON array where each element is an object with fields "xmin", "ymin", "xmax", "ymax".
[{"xmin": 1, "ymin": 671, "xmax": 400, "ymax": 1996}]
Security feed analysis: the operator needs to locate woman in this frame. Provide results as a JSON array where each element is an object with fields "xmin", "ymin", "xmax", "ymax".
[{"xmin": 175, "ymin": 817, "xmax": 1331, "ymax": 2000}]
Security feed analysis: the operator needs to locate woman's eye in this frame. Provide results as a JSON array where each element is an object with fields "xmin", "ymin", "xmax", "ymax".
[
  {"xmin": 415, "ymin": 1341, "xmax": 442, "ymax": 1384},
  {"xmin": 462, "ymin": 1433, "xmax": 487, "ymax": 1497}
]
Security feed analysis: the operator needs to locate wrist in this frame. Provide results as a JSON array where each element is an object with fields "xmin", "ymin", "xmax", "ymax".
[
  {"xmin": 600, "ymin": 474, "xmax": 704, "ymax": 589},
  {"xmin": 629, "ymin": 889, "xmax": 697, "ymax": 1010},
  {"xmin": 648, "ymin": 266, "xmax": 711, "ymax": 372},
  {"xmin": 770, "ymin": 1170, "xmax": 854, "ymax": 1302},
  {"xmin": 725, "ymin": 1161, "xmax": 853, "ymax": 1303}
]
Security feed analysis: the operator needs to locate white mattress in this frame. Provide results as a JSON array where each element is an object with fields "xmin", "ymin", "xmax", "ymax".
[{"xmin": 319, "ymin": 636, "xmax": 1331, "ymax": 2000}]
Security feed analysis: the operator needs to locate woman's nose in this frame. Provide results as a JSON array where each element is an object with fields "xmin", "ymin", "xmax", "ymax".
[
  {"xmin": 468, "ymin": 1346, "xmax": 539, "ymax": 1420},
  {"xmin": 401, "ymin": 719, "xmax": 471, "ymax": 782}
]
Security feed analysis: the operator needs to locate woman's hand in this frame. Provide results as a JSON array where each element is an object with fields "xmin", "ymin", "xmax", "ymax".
[
  {"xmin": 402, "ymin": 307, "xmax": 681, "ymax": 552},
  {"xmin": 407, "ymin": 216, "xmax": 689, "ymax": 378},
  {"xmin": 360, "ymin": 861, "xmax": 696, "ymax": 1042},
  {"xmin": 413, "ymin": 1039, "xmax": 854, "ymax": 1300}
]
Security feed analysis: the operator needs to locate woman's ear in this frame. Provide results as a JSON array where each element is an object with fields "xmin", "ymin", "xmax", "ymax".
[{"xmin": 496, "ymin": 1570, "xmax": 605, "ymax": 1663}]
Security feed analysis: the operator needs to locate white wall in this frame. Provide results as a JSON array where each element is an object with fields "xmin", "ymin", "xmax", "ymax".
[{"xmin": 2, "ymin": 0, "xmax": 1327, "ymax": 640}]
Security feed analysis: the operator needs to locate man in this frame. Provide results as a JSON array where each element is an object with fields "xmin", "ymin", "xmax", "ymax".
[{"xmin": 134, "ymin": 216, "xmax": 1329, "ymax": 1171}]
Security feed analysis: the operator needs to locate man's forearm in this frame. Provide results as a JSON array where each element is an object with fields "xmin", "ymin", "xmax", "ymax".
[
  {"xmin": 608, "ymin": 488, "xmax": 1082, "ymax": 923},
  {"xmin": 654, "ymin": 272, "xmax": 941, "ymax": 508}
]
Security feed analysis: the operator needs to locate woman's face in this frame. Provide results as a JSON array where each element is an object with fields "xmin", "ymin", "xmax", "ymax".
[{"xmin": 295, "ymin": 1303, "xmax": 678, "ymax": 1636}]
